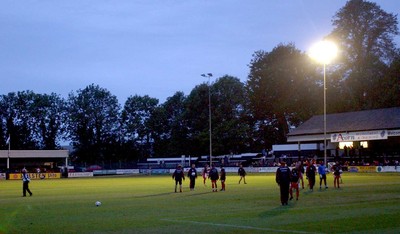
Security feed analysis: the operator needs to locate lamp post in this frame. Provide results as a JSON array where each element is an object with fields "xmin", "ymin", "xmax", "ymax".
[
  {"xmin": 201, "ymin": 73, "xmax": 213, "ymax": 166},
  {"xmin": 309, "ymin": 40, "xmax": 337, "ymax": 166}
]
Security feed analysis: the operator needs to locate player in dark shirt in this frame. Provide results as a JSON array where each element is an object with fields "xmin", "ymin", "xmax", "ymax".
[
  {"xmin": 187, "ymin": 164, "xmax": 198, "ymax": 191},
  {"xmin": 208, "ymin": 164, "xmax": 219, "ymax": 192},
  {"xmin": 219, "ymin": 166, "xmax": 226, "ymax": 191},
  {"xmin": 289, "ymin": 167, "xmax": 300, "ymax": 200},
  {"xmin": 238, "ymin": 164, "xmax": 247, "ymax": 184},
  {"xmin": 276, "ymin": 161, "xmax": 291, "ymax": 205},
  {"xmin": 172, "ymin": 165, "xmax": 185, "ymax": 193},
  {"xmin": 306, "ymin": 160, "xmax": 317, "ymax": 191},
  {"xmin": 333, "ymin": 162, "xmax": 342, "ymax": 188}
]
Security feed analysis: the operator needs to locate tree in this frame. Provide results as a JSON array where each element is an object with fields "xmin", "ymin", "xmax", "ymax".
[
  {"xmin": 185, "ymin": 83, "xmax": 211, "ymax": 157},
  {"xmin": 246, "ymin": 44, "xmax": 319, "ymax": 149},
  {"xmin": 149, "ymin": 92, "xmax": 189, "ymax": 157},
  {"xmin": 211, "ymin": 75, "xmax": 249, "ymax": 155},
  {"xmin": 121, "ymin": 95, "xmax": 159, "ymax": 159},
  {"xmin": 185, "ymin": 76, "xmax": 251, "ymax": 156},
  {"xmin": 0, "ymin": 91, "xmax": 37, "ymax": 150},
  {"xmin": 67, "ymin": 84, "xmax": 121, "ymax": 164},
  {"xmin": 31, "ymin": 93, "xmax": 67, "ymax": 149},
  {"xmin": 329, "ymin": 0, "xmax": 399, "ymax": 110},
  {"xmin": 0, "ymin": 91, "xmax": 68, "ymax": 150}
]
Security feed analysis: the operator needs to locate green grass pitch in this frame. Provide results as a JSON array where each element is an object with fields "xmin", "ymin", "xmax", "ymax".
[{"xmin": 1, "ymin": 173, "xmax": 399, "ymax": 233}]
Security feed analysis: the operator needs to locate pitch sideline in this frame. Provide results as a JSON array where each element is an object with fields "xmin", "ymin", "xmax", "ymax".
[{"xmin": 160, "ymin": 218, "xmax": 325, "ymax": 234}]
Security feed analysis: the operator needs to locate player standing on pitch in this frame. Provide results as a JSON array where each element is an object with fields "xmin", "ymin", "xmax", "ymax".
[
  {"xmin": 276, "ymin": 161, "xmax": 291, "ymax": 205},
  {"xmin": 289, "ymin": 166, "xmax": 300, "ymax": 201},
  {"xmin": 318, "ymin": 161, "xmax": 328, "ymax": 189},
  {"xmin": 238, "ymin": 164, "xmax": 247, "ymax": 184},
  {"xmin": 22, "ymin": 168, "xmax": 33, "ymax": 197},
  {"xmin": 297, "ymin": 160, "xmax": 305, "ymax": 189},
  {"xmin": 187, "ymin": 164, "xmax": 198, "ymax": 191},
  {"xmin": 333, "ymin": 161, "xmax": 342, "ymax": 189},
  {"xmin": 306, "ymin": 160, "xmax": 317, "ymax": 191},
  {"xmin": 219, "ymin": 166, "xmax": 226, "ymax": 191},
  {"xmin": 172, "ymin": 164, "xmax": 185, "ymax": 193},
  {"xmin": 208, "ymin": 164, "xmax": 219, "ymax": 192},
  {"xmin": 202, "ymin": 164, "xmax": 209, "ymax": 186}
]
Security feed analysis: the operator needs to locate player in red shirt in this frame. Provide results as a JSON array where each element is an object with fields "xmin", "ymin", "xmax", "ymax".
[
  {"xmin": 289, "ymin": 167, "xmax": 300, "ymax": 200},
  {"xmin": 296, "ymin": 160, "xmax": 305, "ymax": 189},
  {"xmin": 202, "ymin": 164, "xmax": 209, "ymax": 186}
]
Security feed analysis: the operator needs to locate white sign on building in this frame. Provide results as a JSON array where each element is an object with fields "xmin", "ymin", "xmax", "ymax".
[{"xmin": 331, "ymin": 130, "xmax": 388, "ymax": 142}]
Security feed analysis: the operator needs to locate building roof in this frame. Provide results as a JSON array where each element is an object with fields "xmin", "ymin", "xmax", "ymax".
[
  {"xmin": 0, "ymin": 150, "xmax": 69, "ymax": 159},
  {"xmin": 287, "ymin": 107, "xmax": 400, "ymax": 142}
]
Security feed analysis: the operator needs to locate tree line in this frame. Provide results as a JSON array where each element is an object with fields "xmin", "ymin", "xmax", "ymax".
[{"xmin": 1, "ymin": 0, "xmax": 399, "ymax": 164}]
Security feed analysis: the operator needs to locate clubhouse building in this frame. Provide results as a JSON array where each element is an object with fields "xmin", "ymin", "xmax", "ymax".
[{"xmin": 286, "ymin": 107, "xmax": 400, "ymax": 163}]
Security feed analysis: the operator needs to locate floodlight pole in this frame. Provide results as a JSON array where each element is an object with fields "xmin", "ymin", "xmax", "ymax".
[
  {"xmin": 309, "ymin": 40, "xmax": 337, "ymax": 166},
  {"xmin": 201, "ymin": 73, "xmax": 213, "ymax": 166},
  {"xmin": 323, "ymin": 64, "xmax": 327, "ymax": 166}
]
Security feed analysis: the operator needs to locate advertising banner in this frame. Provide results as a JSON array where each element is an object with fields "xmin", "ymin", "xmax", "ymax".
[
  {"xmin": 68, "ymin": 172, "xmax": 94, "ymax": 178},
  {"xmin": 8, "ymin": 173, "xmax": 61, "ymax": 180},
  {"xmin": 347, "ymin": 166, "xmax": 377, "ymax": 173},
  {"xmin": 388, "ymin": 129, "xmax": 400, "ymax": 136},
  {"xmin": 116, "ymin": 169, "xmax": 140, "ymax": 175}
]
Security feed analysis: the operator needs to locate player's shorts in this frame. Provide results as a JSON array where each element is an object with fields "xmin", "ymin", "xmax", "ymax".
[
  {"xmin": 290, "ymin": 182, "xmax": 299, "ymax": 189},
  {"xmin": 175, "ymin": 179, "xmax": 183, "ymax": 185}
]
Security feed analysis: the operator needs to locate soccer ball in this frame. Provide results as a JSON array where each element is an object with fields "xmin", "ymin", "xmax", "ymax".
[{"xmin": 95, "ymin": 201, "xmax": 101, "ymax": 206}]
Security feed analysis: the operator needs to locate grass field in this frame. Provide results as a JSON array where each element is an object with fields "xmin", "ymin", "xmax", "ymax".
[{"xmin": 1, "ymin": 173, "xmax": 400, "ymax": 234}]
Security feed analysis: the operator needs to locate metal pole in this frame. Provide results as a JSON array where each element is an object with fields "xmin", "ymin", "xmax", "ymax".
[
  {"xmin": 323, "ymin": 64, "xmax": 327, "ymax": 166},
  {"xmin": 201, "ymin": 73, "xmax": 213, "ymax": 166},
  {"xmin": 208, "ymin": 76, "xmax": 212, "ymax": 166},
  {"xmin": 7, "ymin": 134, "xmax": 10, "ymax": 169}
]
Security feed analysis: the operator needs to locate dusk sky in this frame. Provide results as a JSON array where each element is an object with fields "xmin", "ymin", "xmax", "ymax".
[{"xmin": 1, "ymin": 0, "xmax": 399, "ymax": 104}]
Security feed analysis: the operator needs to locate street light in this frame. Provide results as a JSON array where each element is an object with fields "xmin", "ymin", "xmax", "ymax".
[
  {"xmin": 309, "ymin": 40, "xmax": 338, "ymax": 166},
  {"xmin": 201, "ymin": 73, "xmax": 213, "ymax": 166}
]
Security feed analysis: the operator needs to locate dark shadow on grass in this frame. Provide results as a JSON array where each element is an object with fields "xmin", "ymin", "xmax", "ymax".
[
  {"xmin": 185, "ymin": 191, "xmax": 213, "ymax": 197},
  {"xmin": 302, "ymin": 189, "xmax": 314, "ymax": 195},
  {"xmin": 317, "ymin": 187, "xmax": 329, "ymax": 192},
  {"xmin": 258, "ymin": 204, "xmax": 291, "ymax": 219},
  {"xmin": 134, "ymin": 192, "xmax": 175, "ymax": 198}
]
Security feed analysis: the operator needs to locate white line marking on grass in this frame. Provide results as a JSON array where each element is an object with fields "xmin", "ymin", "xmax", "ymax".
[{"xmin": 160, "ymin": 218, "xmax": 325, "ymax": 234}]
